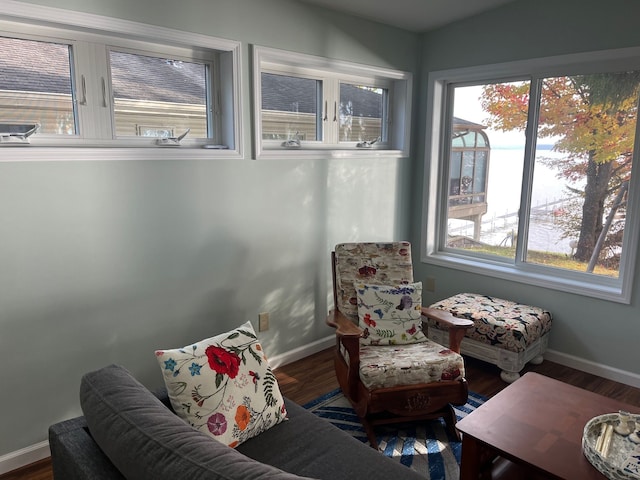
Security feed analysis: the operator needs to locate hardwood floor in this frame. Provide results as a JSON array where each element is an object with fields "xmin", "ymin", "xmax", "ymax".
[{"xmin": 4, "ymin": 348, "xmax": 640, "ymax": 480}]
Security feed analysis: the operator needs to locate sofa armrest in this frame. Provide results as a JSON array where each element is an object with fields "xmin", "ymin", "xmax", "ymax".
[
  {"xmin": 48, "ymin": 417, "xmax": 125, "ymax": 480},
  {"xmin": 48, "ymin": 385, "xmax": 171, "ymax": 480}
]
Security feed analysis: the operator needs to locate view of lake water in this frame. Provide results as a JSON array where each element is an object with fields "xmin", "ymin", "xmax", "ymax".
[{"xmin": 451, "ymin": 146, "xmax": 582, "ymax": 256}]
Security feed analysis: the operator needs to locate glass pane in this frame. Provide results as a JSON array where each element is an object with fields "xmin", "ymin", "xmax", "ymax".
[
  {"xmin": 477, "ymin": 132, "xmax": 489, "ymax": 148},
  {"xmin": 461, "ymin": 131, "xmax": 476, "ymax": 147},
  {"xmin": 339, "ymin": 84, "xmax": 386, "ymax": 142},
  {"xmin": 526, "ymin": 72, "xmax": 640, "ymax": 278},
  {"xmin": 449, "ymin": 152, "xmax": 462, "ymax": 201},
  {"xmin": 110, "ymin": 51, "xmax": 208, "ymax": 138},
  {"xmin": 261, "ymin": 72, "xmax": 320, "ymax": 141},
  {"xmin": 446, "ymin": 82, "xmax": 528, "ymax": 252},
  {"xmin": 0, "ymin": 36, "xmax": 75, "ymax": 135},
  {"xmin": 473, "ymin": 151, "xmax": 487, "ymax": 194}
]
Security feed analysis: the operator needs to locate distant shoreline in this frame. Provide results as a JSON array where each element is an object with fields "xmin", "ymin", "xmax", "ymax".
[{"xmin": 492, "ymin": 144, "xmax": 555, "ymax": 150}]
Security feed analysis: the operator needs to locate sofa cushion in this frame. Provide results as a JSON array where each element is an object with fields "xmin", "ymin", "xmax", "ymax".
[
  {"xmin": 155, "ymin": 321, "xmax": 287, "ymax": 448},
  {"xmin": 238, "ymin": 400, "xmax": 425, "ymax": 480},
  {"xmin": 80, "ymin": 364, "xmax": 313, "ymax": 480},
  {"xmin": 356, "ymin": 282, "xmax": 427, "ymax": 345}
]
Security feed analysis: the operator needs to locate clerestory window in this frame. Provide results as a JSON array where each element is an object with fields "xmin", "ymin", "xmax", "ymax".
[
  {"xmin": 253, "ymin": 46, "xmax": 411, "ymax": 159},
  {"xmin": 0, "ymin": 4, "xmax": 241, "ymax": 157},
  {"xmin": 423, "ymin": 49, "xmax": 640, "ymax": 303}
]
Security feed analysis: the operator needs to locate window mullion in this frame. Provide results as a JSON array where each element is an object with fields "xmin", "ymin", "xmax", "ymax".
[
  {"xmin": 324, "ymin": 78, "xmax": 339, "ymax": 144},
  {"xmin": 515, "ymin": 77, "xmax": 542, "ymax": 265},
  {"xmin": 74, "ymin": 41, "xmax": 113, "ymax": 140}
]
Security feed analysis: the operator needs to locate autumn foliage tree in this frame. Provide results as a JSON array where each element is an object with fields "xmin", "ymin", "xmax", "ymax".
[{"xmin": 481, "ymin": 73, "xmax": 640, "ymax": 268}]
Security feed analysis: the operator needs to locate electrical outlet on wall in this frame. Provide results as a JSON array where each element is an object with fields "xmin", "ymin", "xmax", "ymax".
[
  {"xmin": 258, "ymin": 312, "xmax": 270, "ymax": 331},
  {"xmin": 426, "ymin": 277, "xmax": 436, "ymax": 292}
]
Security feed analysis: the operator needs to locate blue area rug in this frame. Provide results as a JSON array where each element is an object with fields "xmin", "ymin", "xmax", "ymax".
[{"xmin": 304, "ymin": 389, "xmax": 486, "ymax": 480}]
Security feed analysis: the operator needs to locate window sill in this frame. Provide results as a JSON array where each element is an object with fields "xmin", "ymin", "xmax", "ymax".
[
  {"xmin": 253, "ymin": 147, "xmax": 409, "ymax": 160},
  {"xmin": 0, "ymin": 146, "xmax": 243, "ymax": 162},
  {"xmin": 422, "ymin": 250, "xmax": 629, "ymax": 304}
]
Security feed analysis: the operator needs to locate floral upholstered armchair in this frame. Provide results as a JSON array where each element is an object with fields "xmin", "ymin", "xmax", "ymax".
[{"xmin": 326, "ymin": 242, "xmax": 473, "ymax": 449}]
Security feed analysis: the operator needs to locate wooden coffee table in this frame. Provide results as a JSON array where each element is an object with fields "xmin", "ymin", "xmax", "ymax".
[{"xmin": 456, "ymin": 372, "xmax": 640, "ymax": 479}]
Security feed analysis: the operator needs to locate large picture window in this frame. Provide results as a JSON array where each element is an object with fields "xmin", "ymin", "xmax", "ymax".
[{"xmin": 423, "ymin": 50, "xmax": 640, "ymax": 302}]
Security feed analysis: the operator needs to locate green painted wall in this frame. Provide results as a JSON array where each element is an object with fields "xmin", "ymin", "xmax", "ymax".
[
  {"xmin": 3, "ymin": 0, "xmax": 640, "ymax": 463},
  {"xmin": 412, "ymin": 0, "xmax": 640, "ymax": 377},
  {"xmin": 0, "ymin": 0, "xmax": 419, "ymax": 457}
]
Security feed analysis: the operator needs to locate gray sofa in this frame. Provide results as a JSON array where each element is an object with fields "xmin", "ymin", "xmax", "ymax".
[{"xmin": 49, "ymin": 364, "xmax": 424, "ymax": 480}]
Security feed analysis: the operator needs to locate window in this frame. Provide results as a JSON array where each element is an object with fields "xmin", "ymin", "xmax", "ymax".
[
  {"xmin": 260, "ymin": 72, "xmax": 321, "ymax": 142},
  {"xmin": 423, "ymin": 49, "xmax": 640, "ymax": 303},
  {"xmin": 109, "ymin": 50, "xmax": 210, "ymax": 139},
  {"xmin": 0, "ymin": 4, "xmax": 241, "ymax": 158},
  {"xmin": 253, "ymin": 46, "xmax": 411, "ymax": 159},
  {"xmin": 339, "ymin": 84, "xmax": 388, "ymax": 143},
  {"xmin": 0, "ymin": 35, "xmax": 76, "ymax": 136}
]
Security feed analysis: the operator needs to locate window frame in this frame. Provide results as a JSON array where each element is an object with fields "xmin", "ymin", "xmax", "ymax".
[
  {"xmin": 0, "ymin": 0, "xmax": 243, "ymax": 160},
  {"xmin": 422, "ymin": 47, "xmax": 640, "ymax": 304},
  {"xmin": 252, "ymin": 45, "xmax": 412, "ymax": 159}
]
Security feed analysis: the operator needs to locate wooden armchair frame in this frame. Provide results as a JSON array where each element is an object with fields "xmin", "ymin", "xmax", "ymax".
[{"xmin": 326, "ymin": 251, "xmax": 473, "ymax": 449}]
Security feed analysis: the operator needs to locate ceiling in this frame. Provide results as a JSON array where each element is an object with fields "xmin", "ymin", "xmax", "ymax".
[{"xmin": 296, "ymin": 0, "xmax": 517, "ymax": 33}]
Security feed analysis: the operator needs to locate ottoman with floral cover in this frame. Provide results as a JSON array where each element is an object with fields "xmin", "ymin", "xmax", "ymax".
[{"xmin": 427, "ymin": 293, "xmax": 552, "ymax": 383}]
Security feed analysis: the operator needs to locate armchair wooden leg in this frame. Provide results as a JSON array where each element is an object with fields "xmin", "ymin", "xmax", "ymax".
[
  {"xmin": 444, "ymin": 404, "xmax": 461, "ymax": 442},
  {"xmin": 360, "ymin": 417, "xmax": 379, "ymax": 450}
]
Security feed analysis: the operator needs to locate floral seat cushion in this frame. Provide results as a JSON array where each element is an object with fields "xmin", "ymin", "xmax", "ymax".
[
  {"xmin": 428, "ymin": 293, "xmax": 552, "ymax": 354},
  {"xmin": 354, "ymin": 340, "xmax": 465, "ymax": 389}
]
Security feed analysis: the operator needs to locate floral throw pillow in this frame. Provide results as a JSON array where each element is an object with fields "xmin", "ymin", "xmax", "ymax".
[
  {"xmin": 356, "ymin": 282, "xmax": 427, "ymax": 345},
  {"xmin": 155, "ymin": 321, "xmax": 287, "ymax": 448}
]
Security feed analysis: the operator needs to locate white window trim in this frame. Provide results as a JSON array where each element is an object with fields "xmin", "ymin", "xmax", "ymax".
[
  {"xmin": 252, "ymin": 45, "xmax": 412, "ymax": 160},
  {"xmin": 0, "ymin": 0, "xmax": 243, "ymax": 160},
  {"xmin": 422, "ymin": 46, "xmax": 640, "ymax": 304}
]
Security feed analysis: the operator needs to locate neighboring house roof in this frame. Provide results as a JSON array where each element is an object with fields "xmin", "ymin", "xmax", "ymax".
[
  {"xmin": 0, "ymin": 37, "xmax": 205, "ymax": 104},
  {"xmin": 1, "ymin": 37, "xmax": 384, "ymax": 117},
  {"xmin": 110, "ymin": 52, "xmax": 205, "ymax": 104},
  {"xmin": 0, "ymin": 37, "xmax": 72, "ymax": 94},
  {"xmin": 261, "ymin": 72, "xmax": 383, "ymax": 117},
  {"xmin": 1, "ymin": 36, "xmax": 481, "ymax": 127},
  {"xmin": 453, "ymin": 116, "xmax": 486, "ymax": 130}
]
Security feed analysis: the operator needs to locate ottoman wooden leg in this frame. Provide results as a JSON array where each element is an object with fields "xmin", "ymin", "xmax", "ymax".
[
  {"xmin": 500, "ymin": 370, "xmax": 520, "ymax": 383},
  {"xmin": 530, "ymin": 355, "xmax": 544, "ymax": 365}
]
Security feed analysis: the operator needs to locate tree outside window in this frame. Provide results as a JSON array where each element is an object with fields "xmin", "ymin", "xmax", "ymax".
[{"xmin": 444, "ymin": 71, "xmax": 640, "ymax": 279}]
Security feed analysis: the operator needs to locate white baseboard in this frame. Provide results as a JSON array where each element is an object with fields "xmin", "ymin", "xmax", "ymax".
[
  {"xmin": 0, "ymin": 440, "xmax": 50, "ymax": 475},
  {"xmin": 545, "ymin": 348, "xmax": 640, "ymax": 389},
  {"xmin": 268, "ymin": 335, "xmax": 334, "ymax": 369}
]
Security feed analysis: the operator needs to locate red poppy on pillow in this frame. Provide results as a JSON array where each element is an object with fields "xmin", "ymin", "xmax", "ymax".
[{"xmin": 205, "ymin": 346, "xmax": 240, "ymax": 378}]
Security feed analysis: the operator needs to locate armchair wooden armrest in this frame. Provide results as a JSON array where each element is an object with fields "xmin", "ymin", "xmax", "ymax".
[
  {"xmin": 421, "ymin": 306, "xmax": 474, "ymax": 354},
  {"xmin": 326, "ymin": 309, "xmax": 363, "ymax": 337}
]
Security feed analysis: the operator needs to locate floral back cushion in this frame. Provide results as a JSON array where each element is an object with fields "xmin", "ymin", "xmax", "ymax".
[
  {"xmin": 155, "ymin": 321, "xmax": 287, "ymax": 448},
  {"xmin": 334, "ymin": 242, "xmax": 414, "ymax": 319},
  {"xmin": 356, "ymin": 282, "xmax": 427, "ymax": 345}
]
